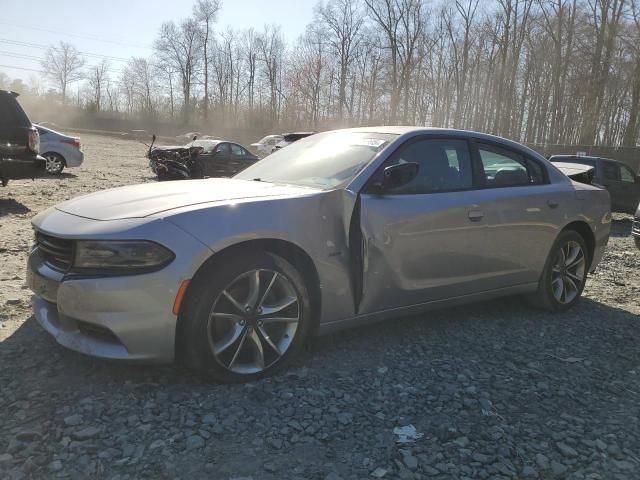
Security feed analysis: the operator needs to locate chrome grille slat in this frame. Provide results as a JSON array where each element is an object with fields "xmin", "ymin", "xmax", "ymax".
[{"xmin": 35, "ymin": 233, "xmax": 74, "ymax": 271}]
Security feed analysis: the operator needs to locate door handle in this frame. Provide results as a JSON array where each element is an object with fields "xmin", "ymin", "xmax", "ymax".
[
  {"xmin": 468, "ymin": 210, "xmax": 484, "ymax": 222},
  {"xmin": 547, "ymin": 200, "xmax": 559, "ymax": 209}
]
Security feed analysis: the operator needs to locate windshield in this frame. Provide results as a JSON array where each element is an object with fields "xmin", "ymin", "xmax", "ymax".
[{"xmin": 235, "ymin": 131, "xmax": 397, "ymax": 189}]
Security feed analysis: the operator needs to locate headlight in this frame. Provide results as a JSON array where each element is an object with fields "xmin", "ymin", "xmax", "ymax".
[{"xmin": 74, "ymin": 240, "xmax": 174, "ymax": 271}]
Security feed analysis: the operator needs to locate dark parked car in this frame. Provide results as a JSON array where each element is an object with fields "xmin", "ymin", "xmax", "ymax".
[
  {"xmin": 149, "ymin": 139, "xmax": 258, "ymax": 179},
  {"xmin": 549, "ymin": 155, "xmax": 640, "ymax": 214},
  {"xmin": 191, "ymin": 140, "xmax": 259, "ymax": 177},
  {"xmin": 0, "ymin": 90, "xmax": 44, "ymax": 186}
]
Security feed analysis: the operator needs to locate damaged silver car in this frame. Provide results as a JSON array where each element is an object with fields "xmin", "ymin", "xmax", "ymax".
[{"xmin": 27, "ymin": 127, "xmax": 611, "ymax": 382}]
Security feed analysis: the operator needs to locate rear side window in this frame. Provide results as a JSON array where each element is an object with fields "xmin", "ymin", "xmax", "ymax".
[
  {"xmin": 0, "ymin": 94, "xmax": 31, "ymax": 129},
  {"xmin": 620, "ymin": 165, "xmax": 635, "ymax": 183},
  {"xmin": 477, "ymin": 143, "xmax": 545, "ymax": 187},
  {"xmin": 231, "ymin": 144, "xmax": 247, "ymax": 156}
]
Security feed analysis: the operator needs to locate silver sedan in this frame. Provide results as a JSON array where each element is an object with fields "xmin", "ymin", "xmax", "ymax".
[{"xmin": 27, "ymin": 127, "xmax": 611, "ymax": 382}]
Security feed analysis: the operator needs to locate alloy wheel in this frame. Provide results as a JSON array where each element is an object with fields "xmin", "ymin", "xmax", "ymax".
[
  {"xmin": 551, "ymin": 240, "xmax": 586, "ymax": 304},
  {"xmin": 207, "ymin": 269, "xmax": 300, "ymax": 374},
  {"xmin": 44, "ymin": 154, "xmax": 63, "ymax": 174}
]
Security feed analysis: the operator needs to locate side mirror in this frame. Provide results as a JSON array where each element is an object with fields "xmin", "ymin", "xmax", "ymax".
[
  {"xmin": 379, "ymin": 162, "xmax": 419, "ymax": 191},
  {"xmin": 192, "ymin": 135, "xmax": 198, "ymax": 141}
]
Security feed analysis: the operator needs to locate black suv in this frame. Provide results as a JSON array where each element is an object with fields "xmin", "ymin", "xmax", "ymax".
[
  {"xmin": 549, "ymin": 155, "xmax": 640, "ymax": 214},
  {"xmin": 0, "ymin": 90, "xmax": 44, "ymax": 186}
]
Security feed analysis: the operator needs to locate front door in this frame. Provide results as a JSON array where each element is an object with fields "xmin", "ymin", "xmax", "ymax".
[{"xmin": 358, "ymin": 137, "xmax": 495, "ymax": 314}]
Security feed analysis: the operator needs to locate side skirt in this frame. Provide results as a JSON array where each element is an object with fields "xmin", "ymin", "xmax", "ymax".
[{"xmin": 317, "ymin": 282, "xmax": 538, "ymax": 335}]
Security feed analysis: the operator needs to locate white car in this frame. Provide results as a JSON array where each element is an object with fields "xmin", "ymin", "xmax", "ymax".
[
  {"xmin": 36, "ymin": 125, "xmax": 84, "ymax": 174},
  {"xmin": 250, "ymin": 135, "xmax": 283, "ymax": 156}
]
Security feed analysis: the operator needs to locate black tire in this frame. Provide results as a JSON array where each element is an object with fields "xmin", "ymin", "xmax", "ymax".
[
  {"xmin": 43, "ymin": 152, "xmax": 65, "ymax": 175},
  {"xmin": 529, "ymin": 230, "xmax": 589, "ymax": 312},
  {"xmin": 178, "ymin": 250, "xmax": 312, "ymax": 383}
]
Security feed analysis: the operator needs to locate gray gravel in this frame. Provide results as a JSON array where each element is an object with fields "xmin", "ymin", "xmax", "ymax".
[{"xmin": 1, "ymin": 133, "xmax": 639, "ymax": 479}]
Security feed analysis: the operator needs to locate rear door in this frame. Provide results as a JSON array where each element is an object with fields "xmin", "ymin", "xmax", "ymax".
[
  {"xmin": 358, "ymin": 136, "xmax": 497, "ymax": 314},
  {"xmin": 471, "ymin": 141, "xmax": 565, "ymax": 286},
  {"xmin": 230, "ymin": 143, "xmax": 257, "ymax": 173},
  {"xmin": 599, "ymin": 160, "xmax": 639, "ymax": 213}
]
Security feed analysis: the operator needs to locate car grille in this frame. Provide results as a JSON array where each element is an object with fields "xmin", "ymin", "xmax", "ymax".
[
  {"xmin": 633, "ymin": 218, "xmax": 640, "ymax": 235},
  {"xmin": 35, "ymin": 232, "xmax": 74, "ymax": 272}
]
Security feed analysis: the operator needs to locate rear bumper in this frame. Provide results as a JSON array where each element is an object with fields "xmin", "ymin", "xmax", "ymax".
[{"xmin": 0, "ymin": 155, "xmax": 45, "ymax": 184}]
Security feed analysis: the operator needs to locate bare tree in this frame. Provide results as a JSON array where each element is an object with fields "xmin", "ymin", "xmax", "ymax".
[
  {"xmin": 155, "ymin": 19, "xmax": 202, "ymax": 123},
  {"xmin": 87, "ymin": 60, "xmax": 110, "ymax": 112},
  {"xmin": 317, "ymin": 0, "xmax": 365, "ymax": 122},
  {"xmin": 193, "ymin": 0, "xmax": 222, "ymax": 121},
  {"xmin": 41, "ymin": 41, "xmax": 86, "ymax": 104}
]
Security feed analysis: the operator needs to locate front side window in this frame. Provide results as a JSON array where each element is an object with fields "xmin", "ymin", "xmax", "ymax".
[
  {"xmin": 216, "ymin": 143, "xmax": 231, "ymax": 155},
  {"xmin": 383, "ymin": 138, "xmax": 473, "ymax": 194},
  {"xmin": 478, "ymin": 144, "xmax": 544, "ymax": 187}
]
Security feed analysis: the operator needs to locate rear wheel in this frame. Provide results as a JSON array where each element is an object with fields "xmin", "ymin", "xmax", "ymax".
[
  {"xmin": 530, "ymin": 230, "xmax": 589, "ymax": 311},
  {"xmin": 179, "ymin": 251, "xmax": 312, "ymax": 383},
  {"xmin": 43, "ymin": 152, "xmax": 65, "ymax": 175}
]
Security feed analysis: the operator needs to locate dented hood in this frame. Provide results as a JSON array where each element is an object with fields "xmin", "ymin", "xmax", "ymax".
[{"xmin": 55, "ymin": 178, "xmax": 315, "ymax": 221}]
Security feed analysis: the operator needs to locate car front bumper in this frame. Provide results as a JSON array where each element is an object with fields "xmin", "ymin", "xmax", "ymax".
[
  {"xmin": 27, "ymin": 250, "xmax": 179, "ymax": 363},
  {"xmin": 27, "ymin": 209, "xmax": 214, "ymax": 363}
]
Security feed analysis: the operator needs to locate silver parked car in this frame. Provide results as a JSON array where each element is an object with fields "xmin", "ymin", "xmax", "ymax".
[
  {"xmin": 27, "ymin": 127, "xmax": 611, "ymax": 382},
  {"xmin": 35, "ymin": 124, "xmax": 84, "ymax": 174}
]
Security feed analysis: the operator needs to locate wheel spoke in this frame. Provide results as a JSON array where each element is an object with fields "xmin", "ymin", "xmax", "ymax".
[
  {"xmin": 212, "ymin": 323, "xmax": 244, "ymax": 355},
  {"xmin": 247, "ymin": 329, "xmax": 265, "ymax": 369},
  {"xmin": 566, "ymin": 271, "xmax": 582, "ymax": 283},
  {"xmin": 261, "ymin": 316, "xmax": 299, "ymax": 324},
  {"xmin": 246, "ymin": 270, "xmax": 261, "ymax": 308},
  {"xmin": 552, "ymin": 277, "xmax": 564, "ymax": 301},
  {"xmin": 228, "ymin": 328, "xmax": 249, "ymax": 369},
  {"xmin": 567, "ymin": 255, "xmax": 585, "ymax": 270},
  {"xmin": 258, "ymin": 272, "xmax": 278, "ymax": 308},
  {"xmin": 223, "ymin": 290, "xmax": 245, "ymax": 313},
  {"xmin": 210, "ymin": 312, "xmax": 243, "ymax": 322},
  {"xmin": 257, "ymin": 326, "xmax": 281, "ymax": 355},
  {"xmin": 564, "ymin": 243, "xmax": 581, "ymax": 266},
  {"xmin": 565, "ymin": 276, "xmax": 578, "ymax": 294},
  {"xmin": 261, "ymin": 296, "xmax": 297, "ymax": 316}
]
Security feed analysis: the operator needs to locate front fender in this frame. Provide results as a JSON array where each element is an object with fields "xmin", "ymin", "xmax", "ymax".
[{"xmin": 163, "ymin": 191, "xmax": 359, "ymax": 325}]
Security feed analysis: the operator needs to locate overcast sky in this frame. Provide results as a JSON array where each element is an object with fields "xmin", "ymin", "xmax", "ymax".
[{"xmin": 0, "ymin": 0, "xmax": 315, "ymax": 83}]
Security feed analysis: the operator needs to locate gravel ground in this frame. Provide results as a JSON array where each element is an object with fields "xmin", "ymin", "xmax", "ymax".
[{"xmin": 1, "ymin": 133, "xmax": 639, "ymax": 480}]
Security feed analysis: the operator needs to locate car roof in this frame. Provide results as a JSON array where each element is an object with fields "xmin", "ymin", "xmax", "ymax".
[{"xmin": 334, "ymin": 126, "xmax": 547, "ymax": 161}]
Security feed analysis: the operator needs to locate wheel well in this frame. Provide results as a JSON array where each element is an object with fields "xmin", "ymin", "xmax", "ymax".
[
  {"xmin": 175, "ymin": 239, "xmax": 322, "ymax": 360},
  {"xmin": 562, "ymin": 221, "xmax": 595, "ymax": 267}
]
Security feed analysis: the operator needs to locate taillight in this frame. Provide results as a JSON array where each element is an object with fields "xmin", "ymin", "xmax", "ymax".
[
  {"xmin": 28, "ymin": 129, "xmax": 40, "ymax": 153},
  {"xmin": 62, "ymin": 138, "xmax": 81, "ymax": 150}
]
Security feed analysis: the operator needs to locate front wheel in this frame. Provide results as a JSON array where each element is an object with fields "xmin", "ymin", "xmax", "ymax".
[
  {"xmin": 179, "ymin": 251, "xmax": 312, "ymax": 383},
  {"xmin": 43, "ymin": 152, "xmax": 65, "ymax": 174},
  {"xmin": 530, "ymin": 230, "xmax": 589, "ymax": 311}
]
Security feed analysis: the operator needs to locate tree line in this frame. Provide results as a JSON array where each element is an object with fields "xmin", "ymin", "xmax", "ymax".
[{"xmin": 28, "ymin": 0, "xmax": 640, "ymax": 147}]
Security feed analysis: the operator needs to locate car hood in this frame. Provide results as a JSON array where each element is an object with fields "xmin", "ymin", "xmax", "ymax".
[{"xmin": 55, "ymin": 179, "xmax": 317, "ymax": 221}]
